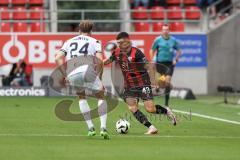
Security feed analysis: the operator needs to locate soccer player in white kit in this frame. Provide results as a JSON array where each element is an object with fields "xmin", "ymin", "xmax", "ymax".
[{"xmin": 55, "ymin": 20, "xmax": 109, "ymax": 139}]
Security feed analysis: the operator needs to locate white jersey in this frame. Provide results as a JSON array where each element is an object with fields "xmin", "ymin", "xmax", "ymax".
[
  {"xmin": 60, "ymin": 35, "xmax": 102, "ymax": 60},
  {"xmin": 59, "ymin": 35, "xmax": 102, "ymax": 76}
]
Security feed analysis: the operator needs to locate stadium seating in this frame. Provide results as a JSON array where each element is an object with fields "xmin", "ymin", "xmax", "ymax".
[
  {"xmin": 12, "ymin": 0, "xmax": 27, "ymax": 5},
  {"xmin": 30, "ymin": 7, "xmax": 44, "ymax": 19},
  {"xmin": 0, "ymin": 0, "xmax": 9, "ymax": 5},
  {"xmin": 132, "ymin": 6, "xmax": 148, "ymax": 19},
  {"xmin": 167, "ymin": 6, "xmax": 183, "ymax": 19},
  {"xmin": 13, "ymin": 7, "xmax": 28, "ymax": 20},
  {"xmin": 0, "ymin": 1, "xmax": 46, "ymax": 33},
  {"xmin": 134, "ymin": 22, "xmax": 150, "ymax": 32},
  {"xmin": 129, "ymin": 0, "xmax": 203, "ymax": 32},
  {"xmin": 185, "ymin": 6, "xmax": 201, "ymax": 19},
  {"xmin": 170, "ymin": 22, "xmax": 185, "ymax": 32},
  {"xmin": 167, "ymin": 0, "xmax": 181, "ymax": 5},
  {"xmin": 1, "ymin": 22, "xmax": 11, "ymax": 32},
  {"xmin": 0, "ymin": 7, "xmax": 10, "ymax": 20},
  {"xmin": 152, "ymin": 22, "xmax": 164, "ymax": 32},
  {"xmin": 150, "ymin": 6, "xmax": 164, "ymax": 19},
  {"xmin": 13, "ymin": 22, "xmax": 28, "ymax": 32},
  {"xmin": 29, "ymin": 0, "xmax": 44, "ymax": 5},
  {"xmin": 30, "ymin": 22, "xmax": 45, "ymax": 32},
  {"xmin": 183, "ymin": 0, "xmax": 196, "ymax": 5}
]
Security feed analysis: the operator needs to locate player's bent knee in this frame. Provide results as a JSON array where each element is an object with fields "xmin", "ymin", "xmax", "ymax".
[
  {"xmin": 143, "ymin": 100, "xmax": 155, "ymax": 113},
  {"xmin": 128, "ymin": 106, "xmax": 138, "ymax": 113},
  {"xmin": 145, "ymin": 103, "xmax": 156, "ymax": 113},
  {"xmin": 145, "ymin": 106, "xmax": 156, "ymax": 113}
]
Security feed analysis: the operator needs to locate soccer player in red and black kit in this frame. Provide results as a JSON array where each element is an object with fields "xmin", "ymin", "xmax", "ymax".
[{"xmin": 104, "ymin": 32, "xmax": 176, "ymax": 134}]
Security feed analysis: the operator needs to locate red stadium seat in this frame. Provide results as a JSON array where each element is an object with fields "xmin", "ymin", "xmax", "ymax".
[
  {"xmin": 13, "ymin": 7, "xmax": 27, "ymax": 20},
  {"xmin": 167, "ymin": 0, "xmax": 181, "ymax": 4},
  {"xmin": 12, "ymin": 0, "xmax": 27, "ymax": 5},
  {"xmin": 0, "ymin": 7, "xmax": 10, "ymax": 20},
  {"xmin": 150, "ymin": 6, "xmax": 164, "ymax": 19},
  {"xmin": 185, "ymin": 6, "xmax": 201, "ymax": 19},
  {"xmin": 30, "ymin": 22, "xmax": 45, "ymax": 32},
  {"xmin": 152, "ymin": 22, "xmax": 164, "ymax": 32},
  {"xmin": 13, "ymin": 22, "xmax": 28, "ymax": 32},
  {"xmin": 134, "ymin": 22, "xmax": 150, "ymax": 32},
  {"xmin": 0, "ymin": 0, "xmax": 9, "ymax": 5},
  {"xmin": 30, "ymin": 7, "xmax": 44, "ymax": 19},
  {"xmin": 183, "ymin": 0, "xmax": 196, "ymax": 4},
  {"xmin": 132, "ymin": 6, "xmax": 148, "ymax": 19},
  {"xmin": 29, "ymin": 0, "xmax": 44, "ymax": 5},
  {"xmin": 170, "ymin": 22, "xmax": 185, "ymax": 32},
  {"xmin": 1, "ymin": 22, "xmax": 11, "ymax": 32},
  {"xmin": 167, "ymin": 6, "xmax": 183, "ymax": 19}
]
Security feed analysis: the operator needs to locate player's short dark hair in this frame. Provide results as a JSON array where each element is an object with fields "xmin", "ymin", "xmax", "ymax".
[
  {"xmin": 116, "ymin": 32, "xmax": 129, "ymax": 40},
  {"xmin": 79, "ymin": 20, "xmax": 93, "ymax": 33}
]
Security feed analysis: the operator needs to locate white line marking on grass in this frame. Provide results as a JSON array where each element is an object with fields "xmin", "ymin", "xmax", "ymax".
[
  {"xmin": 0, "ymin": 133, "xmax": 240, "ymax": 139},
  {"xmin": 118, "ymin": 99, "xmax": 240, "ymax": 125},
  {"xmin": 173, "ymin": 109, "xmax": 240, "ymax": 125}
]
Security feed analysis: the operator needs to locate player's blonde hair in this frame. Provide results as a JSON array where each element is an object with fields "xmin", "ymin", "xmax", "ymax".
[{"xmin": 79, "ymin": 20, "xmax": 93, "ymax": 33}]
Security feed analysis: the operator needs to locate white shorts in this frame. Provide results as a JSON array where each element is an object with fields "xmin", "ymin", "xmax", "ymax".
[{"xmin": 67, "ymin": 71, "xmax": 103, "ymax": 92}]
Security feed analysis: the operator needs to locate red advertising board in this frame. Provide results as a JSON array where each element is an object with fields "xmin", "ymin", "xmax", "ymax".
[{"xmin": 0, "ymin": 33, "xmax": 157, "ymax": 68}]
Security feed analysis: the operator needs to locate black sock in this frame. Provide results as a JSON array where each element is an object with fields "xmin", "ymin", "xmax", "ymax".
[
  {"xmin": 133, "ymin": 110, "xmax": 152, "ymax": 128},
  {"xmin": 155, "ymin": 104, "xmax": 168, "ymax": 114},
  {"xmin": 165, "ymin": 86, "xmax": 171, "ymax": 106}
]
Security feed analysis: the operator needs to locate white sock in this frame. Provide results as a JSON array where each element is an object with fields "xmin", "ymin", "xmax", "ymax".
[
  {"xmin": 98, "ymin": 99, "xmax": 107, "ymax": 129},
  {"xmin": 79, "ymin": 99, "xmax": 94, "ymax": 130}
]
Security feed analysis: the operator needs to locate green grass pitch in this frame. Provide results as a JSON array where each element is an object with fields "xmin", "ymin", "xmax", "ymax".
[{"xmin": 0, "ymin": 96, "xmax": 240, "ymax": 160}]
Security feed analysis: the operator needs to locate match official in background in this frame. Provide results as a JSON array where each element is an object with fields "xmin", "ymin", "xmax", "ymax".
[{"xmin": 149, "ymin": 24, "xmax": 182, "ymax": 108}]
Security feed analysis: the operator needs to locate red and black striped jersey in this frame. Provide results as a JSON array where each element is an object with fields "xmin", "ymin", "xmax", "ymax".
[{"xmin": 109, "ymin": 47, "xmax": 151, "ymax": 88}]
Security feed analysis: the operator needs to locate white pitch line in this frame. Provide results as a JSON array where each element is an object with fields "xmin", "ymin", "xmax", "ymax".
[
  {"xmin": 118, "ymin": 99, "xmax": 240, "ymax": 125},
  {"xmin": 0, "ymin": 133, "xmax": 240, "ymax": 139},
  {"xmin": 173, "ymin": 109, "xmax": 240, "ymax": 125}
]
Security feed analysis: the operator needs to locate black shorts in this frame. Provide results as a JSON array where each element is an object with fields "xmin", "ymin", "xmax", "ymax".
[
  {"xmin": 123, "ymin": 85, "xmax": 153, "ymax": 102},
  {"xmin": 156, "ymin": 61, "xmax": 175, "ymax": 76}
]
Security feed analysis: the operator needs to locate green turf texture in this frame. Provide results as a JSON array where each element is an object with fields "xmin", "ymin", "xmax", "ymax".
[{"xmin": 0, "ymin": 96, "xmax": 240, "ymax": 160}]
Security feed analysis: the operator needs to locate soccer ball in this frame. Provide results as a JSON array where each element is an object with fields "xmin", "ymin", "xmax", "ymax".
[{"xmin": 116, "ymin": 119, "xmax": 130, "ymax": 134}]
